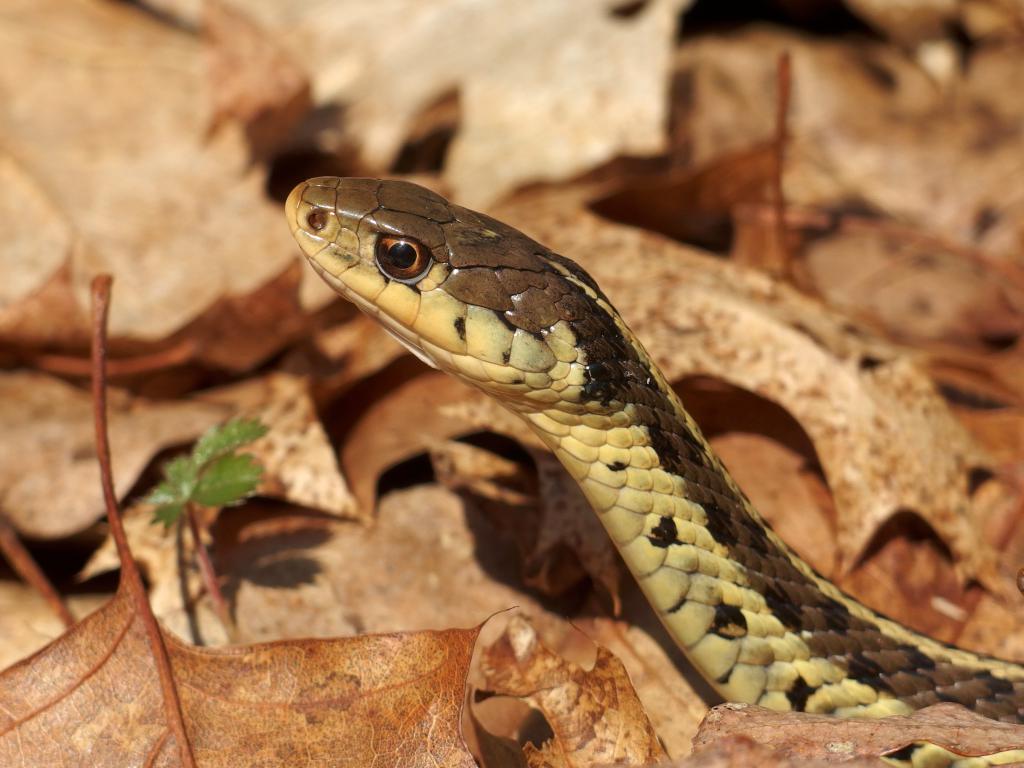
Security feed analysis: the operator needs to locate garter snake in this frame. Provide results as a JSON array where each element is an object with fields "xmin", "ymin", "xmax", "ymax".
[{"xmin": 285, "ymin": 177, "xmax": 1024, "ymax": 762}]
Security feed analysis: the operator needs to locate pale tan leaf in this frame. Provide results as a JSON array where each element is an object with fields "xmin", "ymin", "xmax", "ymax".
[
  {"xmin": 200, "ymin": 372, "xmax": 358, "ymax": 520},
  {"xmin": 0, "ymin": 0, "xmax": 328, "ymax": 345}
]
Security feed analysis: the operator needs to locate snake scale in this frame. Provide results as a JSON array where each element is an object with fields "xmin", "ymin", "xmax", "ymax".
[{"xmin": 285, "ymin": 177, "xmax": 1024, "ymax": 763}]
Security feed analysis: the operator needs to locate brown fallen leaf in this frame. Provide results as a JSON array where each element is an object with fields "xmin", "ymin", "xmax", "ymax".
[
  {"xmin": 692, "ymin": 702, "xmax": 1024, "ymax": 762},
  {"xmin": 479, "ymin": 615, "xmax": 666, "ymax": 767},
  {"xmin": 0, "ymin": 579, "xmax": 480, "ymax": 767}
]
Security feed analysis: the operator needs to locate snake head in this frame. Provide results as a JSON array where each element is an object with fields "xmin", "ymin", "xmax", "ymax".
[{"xmin": 286, "ymin": 176, "xmax": 652, "ymax": 414}]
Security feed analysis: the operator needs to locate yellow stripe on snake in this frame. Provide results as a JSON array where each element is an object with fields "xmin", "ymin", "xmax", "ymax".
[{"xmin": 285, "ymin": 177, "xmax": 1024, "ymax": 763}]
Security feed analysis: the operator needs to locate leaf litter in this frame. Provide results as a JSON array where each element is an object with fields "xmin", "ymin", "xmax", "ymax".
[{"xmin": 3, "ymin": 1, "xmax": 1024, "ymax": 765}]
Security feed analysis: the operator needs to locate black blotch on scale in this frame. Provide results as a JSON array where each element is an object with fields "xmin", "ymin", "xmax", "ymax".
[
  {"xmin": 453, "ymin": 316, "xmax": 466, "ymax": 341},
  {"xmin": 710, "ymin": 604, "xmax": 747, "ymax": 639},
  {"xmin": 607, "ymin": 461, "xmax": 627, "ymax": 472},
  {"xmin": 786, "ymin": 676, "xmax": 816, "ymax": 712},
  {"xmin": 647, "ymin": 516, "xmax": 679, "ymax": 548}
]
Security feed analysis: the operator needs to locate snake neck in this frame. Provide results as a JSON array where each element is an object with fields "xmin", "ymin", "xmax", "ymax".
[{"xmin": 494, "ymin": 260, "xmax": 1024, "ymax": 722}]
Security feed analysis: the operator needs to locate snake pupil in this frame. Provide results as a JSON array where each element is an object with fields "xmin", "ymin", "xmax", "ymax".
[{"xmin": 387, "ymin": 241, "xmax": 417, "ymax": 269}]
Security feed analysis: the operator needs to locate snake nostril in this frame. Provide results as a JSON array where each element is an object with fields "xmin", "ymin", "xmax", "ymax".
[{"xmin": 307, "ymin": 209, "xmax": 328, "ymax": 232}]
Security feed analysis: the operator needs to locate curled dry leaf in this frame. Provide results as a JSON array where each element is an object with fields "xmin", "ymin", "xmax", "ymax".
[
  {"xmin": 693, "ymin": 702, "xmax": 1024, "ymax": 762},
  {"xmin": 0, "ymin": 0, "xmax": 328, "ymax": 347},
  {"xmin": 495, "ymin": 189, "xmax": 997, "ymax": 586},
  {"xmin": 479, "ymin": 615, "xmax": 666, "ymax": 767},
  {"xmin": 0, "ymin": 581, "xmax": 480, "ymax": 767}
]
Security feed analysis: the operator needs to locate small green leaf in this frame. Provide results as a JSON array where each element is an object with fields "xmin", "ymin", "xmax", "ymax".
[
  {"xmin": 192, "ymin": 453, "xmax": 263, "ymax": 507},
  {"xmin": 144, "ymin": 480, "xmax": 179, "ymax": 507},
  {"xmin": 192, "ymin": 418, "xmax": 269, "ymax": 467},
  {"xmin": 152, "ymin": 502, "xmax": 185, "ymax": 528},
  {"xmin": 165, "ymin": 455, "xmax": 199, "ymax": 499}
]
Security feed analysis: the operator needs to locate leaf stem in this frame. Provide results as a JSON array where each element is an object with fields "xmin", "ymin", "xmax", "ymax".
[
  {"xmin": 0, "ymin": 508, "xmax": 74, "ymax": 628},
  {"xmin": 90, "ymin": 275, "xmax": 197, "ymax": 768},
  {"xmin": 185, "ymin": 502, "xmax": 238, "ymax": 643}
]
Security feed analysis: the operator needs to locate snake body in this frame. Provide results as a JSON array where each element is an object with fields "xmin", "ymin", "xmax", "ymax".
[{"xmin": 285, "ymin": 177, "xmax": 1024, "ymax": 728}]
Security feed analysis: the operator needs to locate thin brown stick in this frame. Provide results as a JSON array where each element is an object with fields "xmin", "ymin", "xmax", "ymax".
[
  {"xmin": 90, "ymin": 276, "xmax": 197, "ymax": 768},
  {"xmin": 32, "ymin": 337, "xmax": 198, "ymax": 378},
  {"xmin": 773, "ymin": 51, "xmax": 793, "ymax": 281},
  {"xmin": 0, "ymin": 509, "xmax": 74, "ymax": 628},
  {"xmin": 185, "ymin": 502, "xmax": 238, "ymax": 643}
]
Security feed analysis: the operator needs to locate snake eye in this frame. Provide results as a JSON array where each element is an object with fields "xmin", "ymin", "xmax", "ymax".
[{"xmin": 375, "ymin": 236, "xmax": 432, "ymax": 283}]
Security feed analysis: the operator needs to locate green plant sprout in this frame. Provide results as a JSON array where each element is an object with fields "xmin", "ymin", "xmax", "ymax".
[
  {"xmin": 147, "ymin": 418, "xmax": 269, "ymax": 527},
  {"xmin": 145, "ymin": 417, "xmax": 269, "ymax": 641}
]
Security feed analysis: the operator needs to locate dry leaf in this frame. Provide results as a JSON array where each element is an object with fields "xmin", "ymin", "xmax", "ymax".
[
  {"xmin": 201, "ymin": 372, "xmax": 358, "ymax": 519},
  {"xmin": 0, "ymin": 372, "xmax": 228, "ymax": 538},
  {"xmin": 565, "ymin": 614, "xmax": 709, "ymax": 759},
  {"xmin": 0, "ymin": 581, "xmax": 479, "ymax": 767},
  {"xmin": 479, "ymin": 616, "xmax": 666, "ymax": 767},
  {"xmin": 0, "ymin": 0, "xmax": 329, "ymax": 345},
  {"xmin": 204, "ymin": 0, "xmax": 311, "ymax": 158},
  {"xmin": 221, "ymin": 0, "xmax": 689, "ymax": 205},
  {"xmin": 693, "ymin": 702, "xmax": 1024, "ymax": 762}
]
